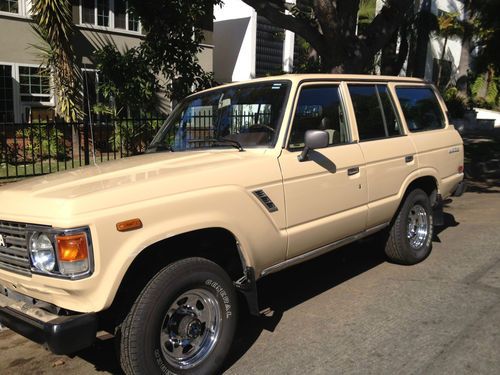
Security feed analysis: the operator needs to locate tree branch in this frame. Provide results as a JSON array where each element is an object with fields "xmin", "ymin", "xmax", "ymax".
[
  {"xmin": 241, "ymin": 0, "xmax": 328, "ymax": 55},
  {"xmin": 363, "ymin": 0, "xmax": 414, "ymax": 56}
]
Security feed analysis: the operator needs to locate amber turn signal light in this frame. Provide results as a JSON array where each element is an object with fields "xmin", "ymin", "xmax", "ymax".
[
  {"xmin": 116, "ymin": 218, "xmax": 143, "ymax": 232},
  {"xmin": 56, "ymin": 233, "xmax": 89, "ymax": 262}
]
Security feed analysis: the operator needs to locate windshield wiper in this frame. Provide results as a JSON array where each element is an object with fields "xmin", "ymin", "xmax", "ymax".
[{"xmin": 207, "ymin": 138, "xmax": 244, "ymax": 152}]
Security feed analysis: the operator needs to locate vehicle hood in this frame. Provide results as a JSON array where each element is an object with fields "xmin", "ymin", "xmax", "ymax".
[{"xmin": 0, "ymin": 150, "xmax": 275, "ymax": 223}]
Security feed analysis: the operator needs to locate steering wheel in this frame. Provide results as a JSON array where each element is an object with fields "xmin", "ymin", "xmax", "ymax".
[{"xmin": 248, "ymin": 124, "xmax": 276, "ymax": 133}]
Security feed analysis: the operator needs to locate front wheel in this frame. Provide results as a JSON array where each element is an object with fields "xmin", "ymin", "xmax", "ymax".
[
  {"xmin": 385, "ymin": 188, "xmax": 433, "ymax": 265},
  {"xmin": 118, "ymin": 257, "xmax": 238, "ymax": 375}
]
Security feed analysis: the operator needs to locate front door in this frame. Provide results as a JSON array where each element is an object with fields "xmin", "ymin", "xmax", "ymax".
[{"xmin": 279, "ymin": 83, "xmax": 368, "ymax": 259}]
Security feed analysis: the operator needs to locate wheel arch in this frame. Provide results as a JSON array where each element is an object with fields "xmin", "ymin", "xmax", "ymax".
[{"xmin": 100, "ymin": 227, "xmax": 248, "ymax": 330}]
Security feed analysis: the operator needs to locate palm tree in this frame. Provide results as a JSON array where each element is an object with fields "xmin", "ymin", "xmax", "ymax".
[
  {"xmin": 30, "ymin": 0, "xmax": 83, "ymax": 122},
  {"xmin": 436, "ymin": 12, "xmax": 463, "ymax": 88}
]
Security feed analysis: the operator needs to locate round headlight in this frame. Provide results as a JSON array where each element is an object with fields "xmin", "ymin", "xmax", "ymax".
[{"xmin": 30, "ymin": 233, "xmax": 56, "ymax": 272}]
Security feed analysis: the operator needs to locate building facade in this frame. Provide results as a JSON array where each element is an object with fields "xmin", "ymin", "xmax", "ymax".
[
  {"xmin": 213, "ymin": 0, "xmax": 295, "ymax": 83},
  {"xmin": 0, "ymin": 0, "xmax": 214, "ymax": 122}
]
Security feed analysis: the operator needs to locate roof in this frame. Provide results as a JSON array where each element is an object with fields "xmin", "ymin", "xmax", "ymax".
[{"xmin": 195, "ymin": 74, "xmax": 426, "ymax": 96}]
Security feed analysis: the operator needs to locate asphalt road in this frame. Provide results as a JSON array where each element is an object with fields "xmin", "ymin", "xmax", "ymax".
[{"xmin": 1, "ymin": 189, "xmax": 500, "ymax": 375}]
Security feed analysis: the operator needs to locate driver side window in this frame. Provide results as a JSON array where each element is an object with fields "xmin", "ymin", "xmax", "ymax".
[{"xmin": 289, "ymin": 85, "xmax": 350, "ymax": 150}]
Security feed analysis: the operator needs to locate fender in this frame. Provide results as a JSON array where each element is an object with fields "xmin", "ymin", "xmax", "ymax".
[{"xmin": 91, "ymin": 185, "xmax": 288, "ymax": 311}]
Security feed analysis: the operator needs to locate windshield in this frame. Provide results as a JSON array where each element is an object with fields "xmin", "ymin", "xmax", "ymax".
[{"xmin": 148, "ymin": 81, "xmax": 290, "ymax": 152}]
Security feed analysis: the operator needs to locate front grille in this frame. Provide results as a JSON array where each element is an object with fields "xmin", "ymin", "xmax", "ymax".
[{"xmin": 0, "ymin": 221, "xmax": 31, "ymax": 277}]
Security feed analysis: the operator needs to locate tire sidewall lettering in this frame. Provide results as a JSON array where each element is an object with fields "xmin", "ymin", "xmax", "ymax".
[
  {"xmin": 205, "ymin": 279, "xmax": 232, "ymax": 319},
  {"xmin": 154, "ymin": 349, "xmax": 175, "ymax": 375}
]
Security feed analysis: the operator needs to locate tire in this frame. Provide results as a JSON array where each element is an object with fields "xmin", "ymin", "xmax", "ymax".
[
  {"xmin": 118, "ymin": 257, "xmax": 238, "ymax": 375},
  {"xmin": 385, "ymin": 188, "xmax": 433, "ymax": 265}
]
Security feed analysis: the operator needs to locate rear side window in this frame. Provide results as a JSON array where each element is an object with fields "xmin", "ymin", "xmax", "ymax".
[
  {"xmin": 348, "ymin": 85, "xmax": 402, "ymax": 141},
  {"xmin": 395, "ymin": 87, "xmax": 445, "ymax": 132}
]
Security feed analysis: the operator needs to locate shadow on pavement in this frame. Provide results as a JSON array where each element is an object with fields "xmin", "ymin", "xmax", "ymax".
[
  {"xmin": 75, "ymin": 336, "xmax": 124, "ymax": 374},
  {"xmin": 72, "ymin": 214, "xmax": 460, "ymax": 374},
  {"xmin": 223, "ymin": 236, "xmax": 391, "ymax": 372},
  {"xmin": 71, "ymin": 237, "xmax": 390, "ymax": 374},
  {"xmin": 463, "ymin": 133, "xmax": 500, "ymax": 193}
]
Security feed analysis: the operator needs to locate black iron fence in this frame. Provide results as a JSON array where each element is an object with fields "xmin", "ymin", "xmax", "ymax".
[
  {"xmin": 1, "ymin": 110, "xmax": 272, "ymax": 180},
  {"xmin": 0, "ymin": 115, "xmax": 166, "ymax": 180}
]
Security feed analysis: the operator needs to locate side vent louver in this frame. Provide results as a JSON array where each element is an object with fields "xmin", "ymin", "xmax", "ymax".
[{"xmin": 253, "ymin": 190, "xmax": 278, "ymax": 212}]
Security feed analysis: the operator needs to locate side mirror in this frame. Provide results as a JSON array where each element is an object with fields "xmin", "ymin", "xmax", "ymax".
[{"xmin": 298, "ymin": 130, "xmax": 329, "ymax": 162}]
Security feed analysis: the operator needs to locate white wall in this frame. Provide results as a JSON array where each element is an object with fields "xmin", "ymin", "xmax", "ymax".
[
  {"xmin": 425, "ymin": 0, "xmax": 465, "ymax": 81},
  {"xmin": 214, "ymin": 0, "xmax": 257, "ymax": 82}
]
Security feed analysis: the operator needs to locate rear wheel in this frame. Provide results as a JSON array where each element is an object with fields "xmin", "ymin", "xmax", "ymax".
[
  {"xmin": 385, "ymin": 188, "xmax": 433, "ymax": 264},
  {"xmin": 118, "ymin": 257, "xmax": 238, "ymax": 375}
]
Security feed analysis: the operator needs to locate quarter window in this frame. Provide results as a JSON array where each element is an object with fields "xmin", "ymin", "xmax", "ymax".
[
  {"xmin": 395, "ymin": 87, "xmax": 445, "ymax": 132},
  {"xmin": 348, "ymin": 84, "xmax": 402, "ymax": 141},
  {"xmin": 289, "ymin": 85, "xmax": 350, "ymax": 149}
]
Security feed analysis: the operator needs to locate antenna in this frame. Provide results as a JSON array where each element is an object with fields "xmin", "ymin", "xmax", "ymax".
[{"xmin": 83, "ymin": 67, "xmax": 97, "ymax": 166}]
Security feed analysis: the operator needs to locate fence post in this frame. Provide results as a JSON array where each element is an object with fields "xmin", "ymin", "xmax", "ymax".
[{"xmin": 83, "ymin": 121, "xmax": 90, "ymax": 165}]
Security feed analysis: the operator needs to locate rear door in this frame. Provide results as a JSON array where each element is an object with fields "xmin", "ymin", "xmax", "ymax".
[
  {"xmin": 279, "ymin": 83, "xmax": 368, "ymax": 259},
  {"xmin": 345, "ymin": 83, "xmax": 418, "ymax": 228},
  {"xmin": 393, "ymin": 84, "xmax": 464, "ymax": 197}
]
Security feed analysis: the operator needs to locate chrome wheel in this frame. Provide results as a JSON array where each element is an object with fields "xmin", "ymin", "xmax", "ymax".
[
  {"xmin": 160, "ymin": 288, "xmax": 221, "ymax": 370},
  {"xmin": 407, "ymin": 204, "xmax": 429, "ymax": 249}
]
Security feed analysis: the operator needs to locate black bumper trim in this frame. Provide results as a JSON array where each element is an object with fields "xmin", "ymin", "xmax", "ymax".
[
  {"xmin": 452, "ymin": 180, "xmax": 467, "ymax": 197},
  {"xmin": 0, "ymin": 306, "xmax": 97, "ymax": 354}
]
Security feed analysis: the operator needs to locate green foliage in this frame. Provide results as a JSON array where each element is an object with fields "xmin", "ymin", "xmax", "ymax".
[
  {"xmin": 471, "ymin": 70, "xmax": 499, "ymax": 109},
  {"xmin": 443, "ymin": 86, "xmax": 467, "ymax": 118},
  {"xmin": 293, "ymin": 36, "xmax": 323, "ymax": 73},
  {"xmin": 127, "ymin": 0, "xmax": 222, "ymax": 101},
  {"xmin": 93, "ymin": 45, "xmax": 159, "ymax": 117},
  {"xmin": 357, "ymin": 0, "xmax": 377, "ymax": 27},
  {"xmin": 15, "ymin": 125, "xmax": 66, "ymax": 161},
  {"xmin": 472, "ymin": 0, "xmax": 500, "ymax": 72},
  {"xmin": 30, "ymin": 0, "xmax": 83, "ymax": 121},
  {"xmin": 109, "ymin": 118, "xmax": 163, "ymax": 155},
  {"xmin": 436, "ymin": 12, "xmax": 463, "ymax": 40}
]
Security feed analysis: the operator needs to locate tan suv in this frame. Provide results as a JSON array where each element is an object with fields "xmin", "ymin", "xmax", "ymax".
[{"xmin": 0, "ymin": 75, "xmax": 464, "ymax": 374}]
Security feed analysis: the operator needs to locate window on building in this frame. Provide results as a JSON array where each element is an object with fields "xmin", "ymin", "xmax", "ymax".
[
  {"xmin": 289, "ymin": 85, "xmax": 350, "ymax": 149},
  {"xmin": 0, "ymin": 65, "xmax": 14, "ymax": 123},
  {"xmin": 395, "ymin": 87, "xmax": 445, "ymax": 132},
  {"xmin": 348, "ymin": 85, "xmax": 402, "ymax": 141},
  {"xmin": 0, "ymin": 0, "xmax": 18, "ymax": 14},
  {"xmin": 19, "ymin": 66, "xmax": 51, "ymax": 103},
  {"xmin": 128, "ymin": 9, "xmax": 139, "ymax": 32},
  {"xmin": 114, "ymin": 0, "xmax": 139, "ymax": 31},
  {"xmin": 78, "ymin": 0, "xmax": 140, "ymax": 32},
  {"xmin": 432, "ymin": 58, "xmax": 452, "ymax": 87},
  {"xmin": 96, "ymin": 0, "xmax": 109, "ymax": 27},
  {"xmin": 114, "ymin": 0, "xmax": 126, "ymax": 29},
  {"xmin": 82, "ymin": 0, "xmax": 95, "ymax": 24}
]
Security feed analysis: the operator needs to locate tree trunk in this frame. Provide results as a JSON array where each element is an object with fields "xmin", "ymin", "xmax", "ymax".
[
  {"xmin": 457, "ymin": 0, "xmax": 472, "ymax": 94},
  {"xmin": 436, "ymin": 36, "xmax": 448, "ymax": 88}
]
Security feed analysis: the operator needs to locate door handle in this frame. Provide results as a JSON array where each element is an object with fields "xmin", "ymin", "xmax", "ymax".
[
  {"xmin": 347, "ymin": 167, "xmax": 360, "ymax": 176},
  {"xmin": 405, "ymin": 155, "xmax": 414, "ymax": 163}
]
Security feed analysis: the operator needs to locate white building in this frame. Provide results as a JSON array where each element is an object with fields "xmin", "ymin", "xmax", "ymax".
[
  {"xmin": 213, "ymin": 0, "xmax": 296, "ymax": 83},
  {"xmin": 413, "ymin": 0, "xmax": 465, "ymax": 84}
]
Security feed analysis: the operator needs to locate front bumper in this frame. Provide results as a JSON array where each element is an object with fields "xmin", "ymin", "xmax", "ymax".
[{"xmin": 0, "ymin": 293, "xmax": 97, "ymax": 354}]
